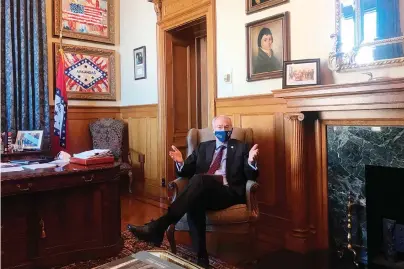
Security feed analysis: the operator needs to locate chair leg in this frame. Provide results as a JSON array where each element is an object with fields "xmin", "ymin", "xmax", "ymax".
[
  {"xmin": 166, "ymin": 224, "xmax": 177, "ymax": 254},
  {"xmin": 128, "ymin": 170, "xmax": 133, "ymax": 194}
]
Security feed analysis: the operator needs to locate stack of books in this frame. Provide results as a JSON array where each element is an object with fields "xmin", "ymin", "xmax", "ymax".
[{"xmin": 70, "ymin": 149, "xmax": 115, "ymax": 165}]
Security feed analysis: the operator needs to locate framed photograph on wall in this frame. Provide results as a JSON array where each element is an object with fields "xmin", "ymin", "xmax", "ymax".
[
  {"xmin": 246, "ymin": 12, "xmax": 290, "ymax": 81},
  {"xmin": 282, "ymin": 58, "xmax": 321, "ymax": 89},
  {"xmin": 53, "ymin": 0, "xmax": 115, "ymax": 44},
  {"xmin": 134, "ymin": 46, "xmax": 147, "ymax": 80},
  {"xmin": 16, "ymin": 130, "xmax": 44, "ymax": 150},
  {"xmin": 53, "ymin": 43, "xmax": 116, "ymax": 100},
  {"xmin": 246, "ymin": 0, "xmax": 288, "ymax": 14}
]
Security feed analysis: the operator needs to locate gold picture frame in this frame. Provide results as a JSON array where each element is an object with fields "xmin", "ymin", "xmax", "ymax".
[
  {"xmin": 53, "ymin": 43, "xmax": 116, "ymax": 101},
  {"xmin": 246, "ymin": 0, "xmax": 288, "ymax": 15},
  {"xmin": 53, "ymin": 0, "xmax": 115, "ymax": 44}
]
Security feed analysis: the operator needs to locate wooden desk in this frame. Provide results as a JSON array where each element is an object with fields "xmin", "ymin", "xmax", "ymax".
[
  {"xmin": 1, "ymin": 150, "xmax": 51, "ymax": 162},
  {"xmin": 1, "ymin": 162, "xmax": 122, "ymax": 269}
]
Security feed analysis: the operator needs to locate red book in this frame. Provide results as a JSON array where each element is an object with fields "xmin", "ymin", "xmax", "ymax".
[{"xmin": 69, "ymin": 156, "xmax": 114, "ymax": 165}]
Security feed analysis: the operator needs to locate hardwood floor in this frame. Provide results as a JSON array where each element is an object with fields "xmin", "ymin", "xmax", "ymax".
[
  {"xmin": 121, "ymin": 193, "xmax": 167, "ymax": 230},
  {"xmin": 120, "ymin": 182, "xmax": 354, "ymax": 269},
  {"xmin": 120, "ymin": 184, "xmax": 278, "ymax": 267}
]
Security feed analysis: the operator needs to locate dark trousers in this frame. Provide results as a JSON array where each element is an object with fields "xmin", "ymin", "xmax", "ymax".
[{"xmin": 166, "ymin": 174, "xmax": 243, "ymax": 257}]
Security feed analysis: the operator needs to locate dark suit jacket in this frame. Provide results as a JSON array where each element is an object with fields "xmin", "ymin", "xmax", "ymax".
[{"xmin": 176, "ymin": 139, "xmax": 258, "ymax": 197}]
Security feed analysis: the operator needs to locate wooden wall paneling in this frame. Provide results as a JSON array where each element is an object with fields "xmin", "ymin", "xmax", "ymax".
[
  {"xmin": 304, "ymin": 113, "xmax": 321, "ymax": 246},
  {"xmin": 216, "ymin": 95, "xmax": 290, "ymax": 248},
  {"xmin": 50, "ymin": 106, "xmax": 120, "ymax": 155},
  {"xmin": 122, "ymin": 105, "xmax": 160, "ymax": 196},
  {"xmin": 147, "ymin": 117, "xmax": 159, "ymax": 183},
  {"xmin": 240, "ymin": 113, "xmax": 276, "ymax": 206},
  {"xmin": 316, "ymin": 119, "xmax": 328, "ymax": 249}
]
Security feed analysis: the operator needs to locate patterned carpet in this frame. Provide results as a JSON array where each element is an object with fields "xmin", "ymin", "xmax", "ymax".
[{"xmin": 55, "ymin": 230, "xmax": 239, "ymax": 269}]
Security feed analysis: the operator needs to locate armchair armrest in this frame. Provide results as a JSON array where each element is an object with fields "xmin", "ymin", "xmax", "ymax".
[
  {"xmin": 168, "ymin": 177, "xmax": 190, "ymax": 203},
  {"xmin": 128, "ymin": 149, "xmax": 145, "ymax": 174},
  {"xmin": 246, "ymin": 180, "xmax": 259, "ymax": 220}
]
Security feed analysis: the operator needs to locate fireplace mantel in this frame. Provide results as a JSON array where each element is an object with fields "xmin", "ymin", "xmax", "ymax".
[
  {"xmin": 271, "ymin": 78, "xmax": 404, "ymax": 254},
  {"xmin": 272, "ymin": 78, "xmax": 404, "ymax": 112}
]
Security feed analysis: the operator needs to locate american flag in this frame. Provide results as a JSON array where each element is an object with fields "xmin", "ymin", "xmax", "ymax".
[{"xmin": 66, "ymin": 3, "xmax": 106, "ymax": 27}]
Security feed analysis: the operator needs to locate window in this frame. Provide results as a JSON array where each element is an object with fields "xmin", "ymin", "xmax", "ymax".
[{"xmin": 356, "ymin": 10, "xmax": 377, "ymax": 64}]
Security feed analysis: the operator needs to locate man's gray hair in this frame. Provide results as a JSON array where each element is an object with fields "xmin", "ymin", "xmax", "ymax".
[{"xmin": 212, "ymin": 115, "xmax": 232, "ymax": 128}]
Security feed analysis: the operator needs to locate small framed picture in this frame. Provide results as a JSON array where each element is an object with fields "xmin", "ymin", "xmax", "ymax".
[
  {"xmin": 246, "ymin": 0, "xmax": 288, "ymax": 15},
  {"xmin": 16, "ymin": 130, "xmax": 44, "ymax": 150},
  {"xmin": 134, "ymin": 46, "xmax": 147, "ymax": 80},
  {"xmin": 282, "ymin": 58, "xmax": 321, "ymax": 89}
]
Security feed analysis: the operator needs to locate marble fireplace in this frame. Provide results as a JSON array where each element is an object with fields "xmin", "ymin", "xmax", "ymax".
[
  {"xmin": 272, "ymin": 78, "xmax": 404, "ymax": 259},
  {"xmin": 327, "ymin": 125, "xmax": 404, "ymax": 266}
]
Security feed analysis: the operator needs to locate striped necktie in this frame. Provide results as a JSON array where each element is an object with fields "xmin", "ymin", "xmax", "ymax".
[{"xmin": 206, "ymin": 145, "xmax": 225, "ymax": 175}]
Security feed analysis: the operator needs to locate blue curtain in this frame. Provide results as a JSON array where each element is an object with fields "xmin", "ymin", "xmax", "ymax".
[
  {"xmin": 1, "ymin": 0, "xmax": 50, "ymax": 148},
  {"xmin": 373, "ymin": 0, "xmax": 404, "ymax": 60}
]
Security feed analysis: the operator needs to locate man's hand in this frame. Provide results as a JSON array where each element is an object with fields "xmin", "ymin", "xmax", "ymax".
[
  {"xmin": 248, "ymin": 144, "xmax": 259, "ymax": 164},
  {"xmin": 169, "ymin": 145, "xmax": 184, "ymax": 164}
]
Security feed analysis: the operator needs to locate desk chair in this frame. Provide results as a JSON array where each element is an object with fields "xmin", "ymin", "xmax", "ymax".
[
  {"xmin": 89, "ymin": 118, "xmax": 145, "ymax": 193},
  {"xmin": 166, "ymin": 127, "xmax": 260, "ymax": 255}
]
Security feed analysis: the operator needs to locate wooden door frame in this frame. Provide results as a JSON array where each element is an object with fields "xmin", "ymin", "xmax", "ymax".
[{"xmin": 152, "ymin": 0, "xmax": 217, "ymax": 183}]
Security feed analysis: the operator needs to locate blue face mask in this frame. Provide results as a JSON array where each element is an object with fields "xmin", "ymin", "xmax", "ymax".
[{"xmin": 214, "ymin": 129, "xmax": 232, "ymax": 143}]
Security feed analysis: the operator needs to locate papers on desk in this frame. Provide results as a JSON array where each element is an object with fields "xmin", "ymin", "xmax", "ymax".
[
  {"xmin": 49, "ymin": 160, "xmax": 69, "ymax": 168},
  {"xmin": 1, "ymin": 166, "xmax": 24, "ymax": 173},
  {"xmin": 22, "ymin": 163, "xmax": 57, "ymax": 170},
  {"xmin": 1, "ymin": 162, "xmax": 21, "ymax": 168},
  {"xmin": 73, "ymin": 149, "xmax": 112, "ymax": 160}
]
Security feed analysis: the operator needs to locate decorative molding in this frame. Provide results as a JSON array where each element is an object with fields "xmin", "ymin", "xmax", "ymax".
[
  {"xmin": 273, "ymin": 78, "xmax": 404, "ymax": 111},
  {"xmin": 149, "ymin": 0, "xmax": 162, "ymax": 21},
  {"xmin": 120, "ymin": 104, "xmax": 158, "ymax": 119},
  {"xmin": 284, "ymin": 113, "xmax": 304, "ymax": 121},
  {"xmin": 163, "ymin": 0, "xmax": 202, "ymax": 17},
  {"xmin": 285, "ymin": 112, "xmax": 311, "ymax": 253}
]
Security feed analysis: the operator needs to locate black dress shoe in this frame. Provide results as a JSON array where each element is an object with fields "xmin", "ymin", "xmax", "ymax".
[
  {"xmin": 127, "ymin": 219, "xmax": 165, "ymax": 247},
  {"xmin": 197, "ymin": 256, "xmax": 210, "ymax": 268}
]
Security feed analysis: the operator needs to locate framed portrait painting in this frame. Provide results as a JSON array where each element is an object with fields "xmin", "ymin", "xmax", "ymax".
[
  {"xmin": 246, "ymin": 12, "xmax": 290, "ymax": 82},
  {"xmin": 282, "ymin": 59, "xmax": 321, "ymax": 89},
  {"xmin": 246, "ymin": 0, "xmax": 288, "ymax": 14},
  {"xmin": 53, "ymin": 0, "xmax": 115, "ymax": 44},
  {"xmin": 53, "ymin": 43, "xmax": 116, "ymax": 100},
  {"xmin": 134, "ymin": 46, "xmax": 147, "ymax": 80}
]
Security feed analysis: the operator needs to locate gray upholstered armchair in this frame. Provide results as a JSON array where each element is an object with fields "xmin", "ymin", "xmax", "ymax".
[{"xmin": 166, "ymin": 127, "xmax": 260, "ymax": 254}]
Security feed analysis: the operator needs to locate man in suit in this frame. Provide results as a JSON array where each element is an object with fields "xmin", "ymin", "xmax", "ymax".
[{"xmin": 127, "ymin": 115, "xmax": 259, "ymax": 268}]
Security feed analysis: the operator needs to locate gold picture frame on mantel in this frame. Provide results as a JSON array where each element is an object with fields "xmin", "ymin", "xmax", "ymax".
[
  {"xmin": 53, "ymin": 43, "xmax": 116, "ymax": 101},
  {"xmin": 53, "ymin": 0, "xmax": 115, "ymax": 44},
  {"xmin": 246, "ymin": 0, "xmax": 288, "ymax": 15}
]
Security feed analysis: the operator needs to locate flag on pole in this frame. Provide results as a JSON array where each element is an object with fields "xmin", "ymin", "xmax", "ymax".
[{"xmin": 53, "ymin": 49, "xmax": 68, "ymax": 152}]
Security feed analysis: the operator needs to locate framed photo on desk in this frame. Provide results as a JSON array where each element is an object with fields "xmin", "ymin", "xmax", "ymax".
[{"xmin": 16, "ymin": 130, "xmax": 43, "ymax": 150}]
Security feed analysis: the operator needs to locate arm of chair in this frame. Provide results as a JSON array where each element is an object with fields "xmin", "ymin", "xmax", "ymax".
[
  {"xmin": 246, "ymin": 180, "xmax": 259, "ymax": 220},
  {"xmin": 128, "ymin": 149, "xmax": 145, "ymax": 175},
  {"xmin": 168, "ymin": 177, "xmax": 190, "ymax": 203}
]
